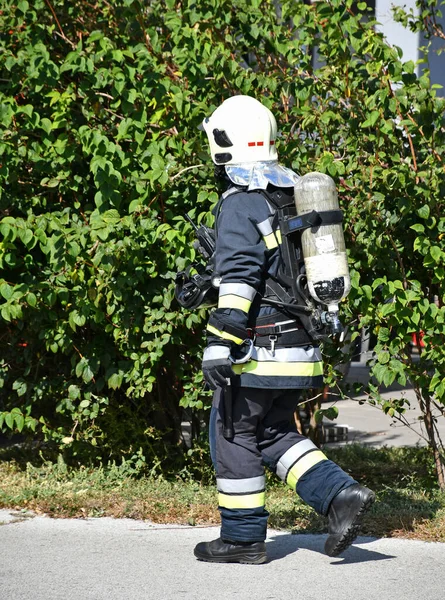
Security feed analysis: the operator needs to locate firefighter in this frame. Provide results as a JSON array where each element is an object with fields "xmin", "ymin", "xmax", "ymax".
[{"xmin": 193, "ymin": 95, "xmax": 375, "ymax": 564}]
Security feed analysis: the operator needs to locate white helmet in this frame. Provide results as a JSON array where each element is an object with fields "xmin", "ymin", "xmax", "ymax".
[{"xmin": 202, "ymin": 95, "xmax": 278, "ymax": 165}]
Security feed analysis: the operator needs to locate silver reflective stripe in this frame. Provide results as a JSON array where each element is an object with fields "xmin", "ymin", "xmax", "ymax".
[
  {"xmin": 265, "ymin": 199, "xmax": 275, "ymax": 213},
  {"xmin": 257, "ymin": 218, "xmax": 274, "ymax": 236},
  {"xmin": 217, "ymin": 475, "xmax": 266, "ymax": 494},
  {"xmin": 222, "ymin": 186, "xmax": 239, "ymax": 199},
  {"xmin": 276, "ymin": 439, "xmax": 318, "ymax": 481},
  {"xmin": 219, "ymin": 282, "xmax": 257, "ymax": 301},
  {"xmin": 203, "ymin": 345, "xmax": 230, "ymax": 361},
  {"xmin": 251, "ymin": 345, "xmax": 322, "ymax": 363}
]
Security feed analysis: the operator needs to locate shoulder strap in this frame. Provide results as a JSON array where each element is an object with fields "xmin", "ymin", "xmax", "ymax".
[{"xmin": 257, "ymin": 186, "xmax": 295, "ymax": 210}]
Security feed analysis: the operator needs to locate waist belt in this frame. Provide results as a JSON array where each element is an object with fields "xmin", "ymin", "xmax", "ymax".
[{"xmin": 248, "ymin": 316, "xmax": 312, "ymax": 348}]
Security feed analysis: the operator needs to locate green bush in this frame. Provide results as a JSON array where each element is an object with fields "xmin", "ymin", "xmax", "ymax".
[{"xmin": 1, "ymin": 0, "xmax": 444, "ymax": 480}]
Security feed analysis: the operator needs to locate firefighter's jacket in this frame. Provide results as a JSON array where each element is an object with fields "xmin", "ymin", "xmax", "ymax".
[{"xmin": 207, "ymin": 185, "xmax": 324, "ymax": 389}]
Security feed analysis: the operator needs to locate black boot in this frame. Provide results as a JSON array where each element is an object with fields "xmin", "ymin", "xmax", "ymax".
[
  {"xmin": 194, "ymin": 537, "xmax": 267, "ymax": 564},
  {"xmin": 325, "ymin": 484, "xmax": 375, "ymax": 557}
]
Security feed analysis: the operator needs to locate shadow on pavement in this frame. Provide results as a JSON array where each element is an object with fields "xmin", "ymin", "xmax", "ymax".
[{"xmin": 266, "ymin": 532, "xmax": 395, "ymax": 563}]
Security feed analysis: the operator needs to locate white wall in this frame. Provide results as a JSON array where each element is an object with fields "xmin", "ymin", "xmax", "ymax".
[
  {"xmin": 375, "ymin": 0, "xmax": 420, "ymax": 66},
  {"xmin": 375, "ymin": 0, "xmax": 445, "ymax": 91}
]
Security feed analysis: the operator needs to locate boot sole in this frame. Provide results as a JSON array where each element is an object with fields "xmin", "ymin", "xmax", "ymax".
[
  {"xmin": 194, "ymin": 550, "xmax": 268, "ymax": 565},
  {"xmin": 326, "ymin": 491, "xmax": 376, "ymax": 557}
]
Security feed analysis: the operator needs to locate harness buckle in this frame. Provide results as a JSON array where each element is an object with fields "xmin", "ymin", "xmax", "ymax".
[{"xmin": 269, "ymin": 334, "xmax": 278, "ymax": 356}]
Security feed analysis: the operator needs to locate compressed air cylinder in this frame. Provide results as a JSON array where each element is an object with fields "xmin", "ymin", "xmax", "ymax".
[{"xmin": 294, "ymin": 172, "xmax": 351, "ymax": 313}]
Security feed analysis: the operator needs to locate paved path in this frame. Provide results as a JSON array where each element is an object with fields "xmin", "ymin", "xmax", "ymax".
[{"xmin": 1, "ymin": 512, "xmax": 444, "ymax": 600}]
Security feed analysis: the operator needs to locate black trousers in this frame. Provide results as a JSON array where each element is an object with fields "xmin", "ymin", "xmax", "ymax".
[{"xmin": 209, "ymin": 386, "xmax": 356, "ymax": 542}]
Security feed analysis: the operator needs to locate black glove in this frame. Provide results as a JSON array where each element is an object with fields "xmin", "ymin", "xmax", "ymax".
[{"xmin": 202, "ymin": 344, "xmax": 235, "ymax": 390}]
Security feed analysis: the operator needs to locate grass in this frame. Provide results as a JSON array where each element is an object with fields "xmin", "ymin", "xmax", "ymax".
[{"xmin": 1, "ymin": 443, "xmax": 445, "ymax": 541}]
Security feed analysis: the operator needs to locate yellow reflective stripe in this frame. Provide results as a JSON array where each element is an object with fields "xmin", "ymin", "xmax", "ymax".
[
  {"xmin": 218, "ymin": 492, "xmax": 266, "ymax": 510},
  {"xmin": 286, "ymin": 451, "xmax": 328, "ymax": 489},
  {"xmin": 232, "ymin": 359, "xmax": 323, "ymax": 377},
  {"xmin": 218, "ymin": 294, "xmax": 252, "ymax": 313},
  {"xmin": 207, "ymin": 324, "xmax": 244, "ymax": 345},
  {"xmin": 277, "ymin": 439, "xmax": 317, "ymax": 481},
  {"xmin": 263, "ymin": 231, "xmax": 279, "ymax": 249},
  {"xmin": 258, "ymin": 218, "xmax": 281, "ymax": 249}
]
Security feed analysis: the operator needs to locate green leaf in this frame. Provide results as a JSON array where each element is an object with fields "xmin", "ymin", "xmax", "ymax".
[
  {"xmin": 430, "ymin": 246, "xmax": 442, "ymax": 263},
  {"xmin": 151, "ymin": 155, "xmax": 165, "ymax": 171},
  {"xmin": 383, "ymin": 370, "xmax": 396, "ymax": 387},
  {"xmin": 82, "ymin": 365, "xmax": 94, "ymax": 383},
  {"xmin": 377, "ymin": 350, "xmax": 390, "ymax": 364},
  {"xmin": 25, "ymin": 416, "xmax": 38, "ymax": 432},
  {"xmin": 0, "ymin": 283, "xmax": 13, "ymax": 300},
  {"xmin": 381, "ymin": 302, "xmax": 395, "ymax": 316},
  {"xmin": 74, "ymin": 311, "xmax": 86, "ymax": 326},
  {"xmin": 108, "ymin": 372, "xmax": 123, "ymax": 390},
  {"xmin": 377, "ymin": 327, "xmax": 390, "ymax": 342},
  {"xmin": 5, "ymin": 412, "xmax": 14, "ymax": 430},
  {"xmin": 69, "ymin": 311, "xmax": 77, "ymax": 331},
  {"xmin": 76, "ymin": 358, "xmax": 86, "ymax": 378},
  {"xmin": 40, "ymin": 118, "xmax": 52, "ymax": 134},
  {"xmin": 373, "ymin": 363, "xmax": 388, "ymax": 384},
  {"xmin": 362, "ymin": 285, "xmax": 372, "ymax": 300},
  {"xmin": 15, "ymin": 412, "xmax": 25, "ymax": 432},
  {"xmin": 411, "ymin": 311, "xmax": 420, "ymax": 326},
  {"xmin": 129, "ymin": 199, "xmax": 142, "ymax": 213},
  {"xmin": 313, "ymin": 409, "xmax": 324, "ymax": 424},
  {"xmin": 12, "ymin": 378, "xmax": 27, "ymax": 397},
  {"xmin": 417, "ymin": 205, "xmax": 430, "ymax": 219},
  {"xmin": 361, "ymin": 110, "xmax": 380, "ymax": 128},
  {"xmin": 68, "ymin": 385, "xmax": 81, "ymax": 400},
  {"xmin": 27, "ymin": 292, "xmax": 37, "ymax": 307},
  {"xmin": 17, "ymin": 0, "xmax": 29, "ymax": 13},
  {"xmin": 322, "ymin": 406, "xmax": 339, "ymax": 421}
]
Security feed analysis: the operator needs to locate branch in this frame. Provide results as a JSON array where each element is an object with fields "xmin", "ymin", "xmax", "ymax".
[
  {"xmin": 96, "ymin": 92, "xmax": 114, "ymax": 100},
  {"xmin": 104, "ymin": 108, "xmax": 124, "ymax": 120},
  {"xmin": 405, "ymin": 112, "xmax": 444, "ymax": 165},
  {"xmin": 170, "ymin": 164, "xmax": 204, "ymax": 181},
  {"xmin": 44, "ymin": 0, "xmax": 75, "ymax": 48}
]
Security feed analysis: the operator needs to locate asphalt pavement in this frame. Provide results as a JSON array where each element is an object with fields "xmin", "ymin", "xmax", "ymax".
[
  {"xmin": 1, "ymin": 361, "xmax": 445, "ymax": 600},
  {"xmin": 1, "ymin": 512, "xmax": 444, "ymax": 600}
]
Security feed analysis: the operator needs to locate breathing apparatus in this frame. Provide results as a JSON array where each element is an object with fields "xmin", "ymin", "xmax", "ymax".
[
  {"xmin": 293, "ymin": 172, "xmax": 351, "ymax": 334},
  {"xmin": 266, "ymin": 172, "xmax": 350, "ymax": 338}
]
